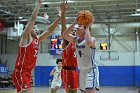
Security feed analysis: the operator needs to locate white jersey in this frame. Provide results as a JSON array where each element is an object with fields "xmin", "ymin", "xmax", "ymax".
[
  {"xmin": 75, "ymin": 38, "xmax": 96, "ymax": 69},
  {"xmin": 52, "ymin": 66, "xmax": 61, "ymax": 81},
  {"xmin": 51, "ymin": 66, "xmax": 62, "ymax": 88}
]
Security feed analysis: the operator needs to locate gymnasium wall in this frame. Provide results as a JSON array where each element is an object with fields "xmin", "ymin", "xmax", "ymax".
[
  {"xmin": 34, "ymin": 52, "xmax": 140, "ymax": 86},
  {"xmin": 0, "ymin": 52, "xmax": 140, "ymax": 86},
  {"xmin": 0, "ymin": 23, "xmax": 140, "ymax": 87}
]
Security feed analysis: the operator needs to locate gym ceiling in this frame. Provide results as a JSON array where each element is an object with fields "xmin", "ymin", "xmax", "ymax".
[{"xmin": 0, "ymin": 0, "xmax": 140, "ymax": 26}]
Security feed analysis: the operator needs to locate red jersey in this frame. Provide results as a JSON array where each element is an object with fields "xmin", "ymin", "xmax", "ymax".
[
  {"xmin": 62, "ymin": 42, "xmax": 77, "ymax": 67},
  {"xmin": 14, "ymin": 37, "xmax": 39, "ymax": 71}
]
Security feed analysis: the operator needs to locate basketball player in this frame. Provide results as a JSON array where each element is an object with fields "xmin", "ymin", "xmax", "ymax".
[
  {"xmin": 60, "ymin": 1, "xmax": 79, "ymax": 93},
  {"xmin": 50, "ymin": 59, "xmax": 62, "ymax": 93},
  {"xmin": 12, "ymin": 0, "xmax": 64, "ymax": 93},
  {"xmin": 63, "ymin": 14, "xmax": 99, "ymax": 93}
]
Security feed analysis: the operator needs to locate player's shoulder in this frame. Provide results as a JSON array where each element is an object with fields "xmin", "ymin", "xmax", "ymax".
[
  {"xmin": 36, "ymin": 35, "xmax": 40, "ymax": 38},
  {"xmin": 34, "ymin": 35, "xmax": 39, "ymax": 40},
  {"xmin": 53, "ymin": 67, "xmax": 57, "ymax": 71},
  {"xmin": 91, "ymin": 37, "xmax": 96, "ymax": 41},
  {"xmin": 54, "ymin": 66, "xmax": 57, "ymax": 68}
]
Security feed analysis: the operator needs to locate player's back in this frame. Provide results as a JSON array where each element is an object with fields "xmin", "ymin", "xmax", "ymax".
[
  {"xmin": 14, "ymin": 37, "xmax": 39, "ymax": 71},
  {"xmin": 62, "ymin": 42, "xmax": 77, "ymax": 67}
]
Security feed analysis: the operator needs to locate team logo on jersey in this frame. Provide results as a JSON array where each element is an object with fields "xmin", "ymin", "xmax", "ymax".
[
  {"xmin": 34, "ymin": 39, "xmax": 39, "ymax": 48},
  {"xmin": 74, "ymin": 51, "xmax": 77, "ymax": 58},
  {"xmin": 34, "ymin": 39, "xmax": 38, "ymax": 44},
  {"xmin": 34, "ymin": 50, "xmax": 38, "ymax": 57},
  {"xmin": 76, "ymin": 45, "xmax": 85, "ymax": 49}
]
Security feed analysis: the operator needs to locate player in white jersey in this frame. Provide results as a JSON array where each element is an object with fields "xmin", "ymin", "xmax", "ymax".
[
  {"xmin": 63, "ymin": 14, "xmax": 99, "ymax": 93},
  {"xmin": 50, "ymin": 59, "xmax": 62, "ymax": 93}
]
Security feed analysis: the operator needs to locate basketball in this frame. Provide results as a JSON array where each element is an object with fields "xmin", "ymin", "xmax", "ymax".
[{"xmin": 77, "ymin": 10, "xmax": 93, "ymax": 26}]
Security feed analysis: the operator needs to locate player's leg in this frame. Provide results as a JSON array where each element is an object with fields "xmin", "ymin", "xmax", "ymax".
[
  {"xmin": 20, "ymin": 72, "xmax": 32, "ymax": 93},
  {"xmin": 61, "ymin": 69, "xmax": 68, "ymax": 92},
  {"xmin": 66, "ymin": 70, "xmax": 79, "ymax": 93},
  {"xmin": 80, "ymin": 90, "xmax": 85, "ymax": 93},
  {"xmin": 79, "ymin": 69, "xmax": 86, "ymax": 93},
  {"xmin": 66, "ymin": 89, "xmax": 77, "ymax": 93},
  {"xmin": 85, "ymin": 89, "xmax": 96, "ymax": 93},
  {"xmin": 53, "ymin": 83, "xmax": 62, "ymax": 93},
  {"xmin": 51, "ymin": 88, "xmax": 57, "ymax": 93},
  {"xmin": 51, "ymin": 81, "xmax": 61, "ymax": 93},
  {"xmin": 95, "ymin": 66, "xmax": 100, "ymax": 91},
  {"xmin": 12, "ymin": 70, "xmax": 23, "ymax": 93},
  {"xmin": 51, "ymin": 84, "xmax": 57, "ymax": 93},
  {"xmin": 84, "ymin": 68, "xmax": 98, "ymax": 93},
  {"xmin": 20, "ymin": 89, "xmax": 31, "ymax": 93}
]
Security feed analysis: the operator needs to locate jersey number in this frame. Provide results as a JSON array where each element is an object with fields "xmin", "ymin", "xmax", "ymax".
[
  {"xmin": 78, "ymin": 50, "xmax": 82, "ymax": 57},
  {"xmin": 34, "ymin": 50, "xmax": 38, "ymax": 57},
  {"xmin": 74, "ymin": 51, "xmax": 77, "ymax": 58},
  {"xmin": 57, "ymin": 73, "xmax": 60, "ymax": 77}
]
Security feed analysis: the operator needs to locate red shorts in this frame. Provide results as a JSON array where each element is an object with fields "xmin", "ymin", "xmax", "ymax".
[
  {"xmin": 61, "ymin": 68, "xmax": 79, "ymax": 89},
  {"xmin": 12, "ymin": 69, "xmax": 31, "ymax": 93}
]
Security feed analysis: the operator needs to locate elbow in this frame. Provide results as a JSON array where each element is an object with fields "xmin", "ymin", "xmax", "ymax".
[
  {"xmin": 62, "ymin": 34, "xmax": 66, "ymax": 39},
  {"xmin": 63, "ymin": 34, "xmax": 67, "ymax": 39},
  {"xmin": 62, "ymin": 33, "xmax": 66, "ymax": 38},
  {"xmin": 62, "ymin": 32, "xmax": 68, "ymax": 39},
  {"xmin": 86, "ymin": 41, "xmax": 93, "ymax": 47},
  {"xmin": 86, "ymin": 41, "xmax": 96, "ymax": 48}
]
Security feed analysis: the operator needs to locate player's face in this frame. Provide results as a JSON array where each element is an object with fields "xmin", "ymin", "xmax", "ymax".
[
  {"xmin": 31, "ymin": 29, "xmax": 38, "ymax": 37},
  {"xmin": 58, "ymin": 62, "xmax": 62, "ymax": 67},
  {"xmin": 33, "ymin": 26, "xmax": 39, "ymax": 35},
  {"xmin": 33, "ymin": 29, "xmax": 38, "ymax": 35},
  {"xmin": 76, "ymin": 25, "xmax": 85, "ymax": 36}
]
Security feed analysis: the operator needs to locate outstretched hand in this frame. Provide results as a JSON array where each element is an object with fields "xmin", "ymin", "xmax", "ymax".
[
  {"xmin": 57, "ymin": 0, "xmax": 70, "ymax": 17},
  {"xmin": 60, "ymin": 0, "xmax": 70, "ymax": 13}
]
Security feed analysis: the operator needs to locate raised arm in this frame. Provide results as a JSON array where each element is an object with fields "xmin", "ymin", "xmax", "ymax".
[
  {"xmin": 38, "ymin": 8, "xmax": 62, "ymax": 42},
  {"xmin": 50, "ymin": 68, "xmax": 56, "ymax": 76},
  {"xmin": 63, "ymin": 19, "xmax": 77, "ymax": 42},
  {"xmin": 60, "ymin": 0, "xmax": 69, "ymax": 35},
  {"xmin": 60, "ymin": 0, "xmax": 70, "ymax": 49},
  {"xmin": 85, "ymin": 23, "xmax": 96, "ymax": 48},
  {"xmin": 21, "ymin": 0, "xmax": 42, "ymax": 38},
  {"xmin": 20, "ymin": 0, "xmax": 42, "ymax": 45}
]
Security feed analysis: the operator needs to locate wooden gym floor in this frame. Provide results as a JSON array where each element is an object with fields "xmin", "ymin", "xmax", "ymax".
[{"xmin": 0, "ymin": 86, "xmax": 139, "ymax": 93}]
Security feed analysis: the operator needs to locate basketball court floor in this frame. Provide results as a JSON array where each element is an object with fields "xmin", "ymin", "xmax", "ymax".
[{"xmin": 0, "ymin": 86, "xmax": 139, "ymax": 93}]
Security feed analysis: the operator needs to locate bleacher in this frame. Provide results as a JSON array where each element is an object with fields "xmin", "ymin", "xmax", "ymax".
[{"xmin": 0, "ymin": 64, "xmax": 14, "ymax": 89}]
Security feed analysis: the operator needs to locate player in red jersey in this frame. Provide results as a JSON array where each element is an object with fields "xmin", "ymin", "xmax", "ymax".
[
  {"xmin": 60, "ymin": 1, "xmax": 79, "ymax": 93},
  {"xmin": 61, "ymin": 42, "xmax": 79, "ymax": 92},
  {"xmin": 12, "ymin": 0, "xmax": 64, "ymax": 93}
]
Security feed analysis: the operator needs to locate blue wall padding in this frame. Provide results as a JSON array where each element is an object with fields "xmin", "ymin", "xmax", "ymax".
[
  {"xmin": 99, "ymin": 66, "xmax": 136, "ymax": 86},
  {"xmin": 35, "ymin": 66, "xmax": 54, "ymax": 86},
  {"xmin": 35, "ymin": 66, "xmax": 140, "ymax": 86},
  {"xmin": 134, "ymin": 66, "xmax": 140, "ymax": 86}
]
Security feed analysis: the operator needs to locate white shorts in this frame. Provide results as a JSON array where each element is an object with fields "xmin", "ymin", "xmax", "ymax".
[
  {"xmin": 51, "ymin": 79, "xmax": 62, "ymax": 89},
  {"xmin": 79, "ymin": 66, "xmax": 99, "ymax": 91}
]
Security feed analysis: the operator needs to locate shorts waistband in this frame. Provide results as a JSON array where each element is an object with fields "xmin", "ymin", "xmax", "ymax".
[{"xmin": 62, "ymin": 66, "xmax": 77, "ymax": 70}]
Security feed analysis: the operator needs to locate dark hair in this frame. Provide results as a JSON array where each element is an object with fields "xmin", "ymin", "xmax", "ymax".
[{"xmin": 56, "ymin": 59, "xmax": 62, "ymax": 64}]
